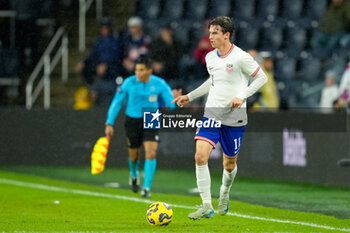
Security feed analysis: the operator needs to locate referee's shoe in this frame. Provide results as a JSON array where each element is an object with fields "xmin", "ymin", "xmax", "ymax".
[{"xmin": 129, "ymin": 176, "xmax": 140, "ymax": 193}]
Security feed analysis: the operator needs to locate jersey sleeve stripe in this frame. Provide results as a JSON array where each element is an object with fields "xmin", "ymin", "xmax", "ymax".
[
  {"xmin": 250, "ymin": 67, "xmax": 261, "ymax": 78},
  {"xmin": 194, "ymin": 136, "xmax": 216, "ymax": 148}
]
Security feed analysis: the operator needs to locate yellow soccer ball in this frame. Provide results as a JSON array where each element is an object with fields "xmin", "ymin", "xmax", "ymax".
[{"xmin": 146, "ymin": 202, "xmax": 173, "ymax": 226}]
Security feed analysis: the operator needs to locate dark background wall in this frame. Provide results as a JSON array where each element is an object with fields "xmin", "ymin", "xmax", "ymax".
[{"xmin": 0, "ymin": 108, "xmax": 349, "ymax": 187}]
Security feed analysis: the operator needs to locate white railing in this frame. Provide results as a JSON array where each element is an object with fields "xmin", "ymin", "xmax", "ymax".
[
  {"xmin": 79, "ymin": 0, "xmax": 103, "ymax": 51},
  {"xmin": 26, "ymin": 27, "xmax": 68, "ymax": 109}
]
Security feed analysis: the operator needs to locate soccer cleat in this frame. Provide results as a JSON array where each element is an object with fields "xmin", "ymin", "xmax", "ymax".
[
  {"xmin": 129, "ymin": 176, "xmax": 140, "ymax": 193},
  {"xmin": 218, "ymin": 187, "xmax": 230, "ymax": 216},
  {"xmin": 188, "ymin": 203, "xmax": 214, "ymax": 220},
  {"xmin": 141, "ymin": 188, "xmax": 151, "ymax": 198}
]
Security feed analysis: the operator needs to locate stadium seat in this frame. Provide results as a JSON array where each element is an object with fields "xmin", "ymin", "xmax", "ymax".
[
  {"xmin": 281, "ymin": 0, "xmax": 303, "ymax": 20},
  {"xmin": 236, "ymin": 22, "xmax": 259, "ymax": 50},
  {"xmin": 187, "ymin": 21, "xmax": 207, "ymax": 49},
  {"xmin": 299, "ymin": 56, "xmax": 321, "ymax": 82},
  {"xmin": 185, "ymin": 0, "xmax": 208, "ymax": 20},
  {"xmin": 178, "ymin": 53, "xmax": 197, "ymax": 82},
  {"xmin": 305, "ymin": 0, "xmax": 328, "ymax": 21},
  {"xmin": 275, "ymin": 56, "xmax": 297, "ymax": 80},
  {"xmin": 139, "ymin": 0, "xmax": 161, "ymax": 20},
  {"xmin": 0, "ymin": 48, "xmax": 18, "ymax": 77},
  {"xmin": 144, "ymin": 20, "xmax": 163, "ymax": 39},
  {"xmin": 283, "ymin": 79, "xmax": 301, "ymax": 107},
  {"xmin": 209, "ymin": 0, "xmax": 232, "ymax": 17},
  {"xmin": 256, "ymin": 0, "xmax": 279, "ymax": 21},
  {"xmin": 260, "ymin": 25, "xmax": 283, "ymax": 51},
  {"xmin": 161, "ymin": 0, "xmax": 185, "ymax": 19},
  {"xmin": 284, "ymin": 26, "xmax": 307, "ymax": 55},
  {"xmin": 233, "ymin": 0, "xmax": 256, "ymax": 20},
  {"xmin": 0, "ymin": 48, "xmax": 20, "ymax": 93},
  {"xmin": 38, "ymin": 0, "xmax": 55, "ymax": 18},
  {"xmin": 302, "ymin": 91, "xmax": 321, "ymax": 107},
  {"xmin": 171, "ymin": 22, "xmax": 190, "ymax": 46},
  {"xmin": 326, "ymin": 57, "xmax": 347, "ymax": 77}
]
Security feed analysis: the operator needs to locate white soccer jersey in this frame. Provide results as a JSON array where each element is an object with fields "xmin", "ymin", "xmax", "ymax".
[
  {"xmin": 206, "ymin": 44, "xmax": 260, "ymax": 108},
  {"xmin": 188, "ymin": 44, "xmax": 267, "ymax": 126}
]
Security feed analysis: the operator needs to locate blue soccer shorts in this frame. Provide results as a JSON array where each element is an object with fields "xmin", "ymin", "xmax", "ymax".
[{"xmin": 194, "ymin": 117, "xmax": 246, "ymax": 157}]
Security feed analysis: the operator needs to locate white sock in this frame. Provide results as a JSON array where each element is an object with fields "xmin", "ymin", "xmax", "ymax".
[
  {"xmin": 221, "ymin": 165, "xmax": 238, "ymax": 194},
  {"xmin": 196, "ymin": 163, "xmax": 212, "ymax": 207}
]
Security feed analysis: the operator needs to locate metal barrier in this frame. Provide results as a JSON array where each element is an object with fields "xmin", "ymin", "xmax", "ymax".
[
  {"xmin": 79, "ymin": 0, "xmax": 103, "ymax": 52},
  {"xmin": 0, "ymin": 109, "xmax": 349, "ymax": 187},
  {"xmin": 25, "ymin": 27, "xmax": 69, "ymax": 109}
]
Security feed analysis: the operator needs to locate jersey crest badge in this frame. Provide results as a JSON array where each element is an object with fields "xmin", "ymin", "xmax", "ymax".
[
  {"xmin": 226, "ymin": 64, "xmax": 233, "ymax": 73},
  {"xmin": 149, "ymin": 94, "xmax": 158, "ymax": 102}
]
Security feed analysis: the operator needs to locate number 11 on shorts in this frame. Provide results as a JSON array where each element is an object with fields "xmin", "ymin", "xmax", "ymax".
[{"xmin": 234, "ymin": 137, "xmax": 241, "ymax": 150}]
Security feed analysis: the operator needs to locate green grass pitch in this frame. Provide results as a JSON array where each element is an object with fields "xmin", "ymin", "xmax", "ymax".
[{"xmin": 1, "ymin": 170, "xmax": 350, "ymax": 232}]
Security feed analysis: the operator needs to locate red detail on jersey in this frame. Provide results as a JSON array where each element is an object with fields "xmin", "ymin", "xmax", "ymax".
[
  {"xmin": 194, "ymin": 136, "xmax": 216, "ymax": 148},
  {"xmin": 251, "ymin": 67, "xmax": 261, "ymax": 78},
  {"xmin": 218, "ymin": 43, "xmax": 235, "ymax": 59}
]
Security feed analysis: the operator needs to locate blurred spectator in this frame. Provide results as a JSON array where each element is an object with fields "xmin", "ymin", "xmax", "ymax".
[
  {"xmin": 256, "ymin": 52, "xmax": 279, "ymax": 110},
  {"xmin": 75, "ymin": 17, "xmax": 121, "ymax": 106},
  {"xmin": 247, "ymin": 49, "xmax": 259, "ymax": 61},
  {"xmin": 311, "ymin": 0, "xmax": 350, "ymax": 54},
  {"xmin": 193, "ymin": 20, "xmax": 213, "ymax": 79},
  {"xmin": 121, "ymin": 16, "xmax": 151, "ymax": 77},
  {"xmin": 149, "ymin": 24, "xmax": 183, "ymax": 85},
  {"xmin": 320, "ymin": 70, "xmax": 339, "ymax": 112},
  {"xmin": 336, "ymin": 62, "xmax": 350, "ymax": 108}
]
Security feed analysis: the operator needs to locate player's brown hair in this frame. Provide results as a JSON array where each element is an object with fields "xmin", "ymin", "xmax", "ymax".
[{"xmin": 209, "ymin": 16, "xmax": 235, "ymax": 41}]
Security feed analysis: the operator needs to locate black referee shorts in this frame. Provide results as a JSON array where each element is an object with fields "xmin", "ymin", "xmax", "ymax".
[{"xmin": 124, "ymin": 116, "xmax": 160, "ymax": 148}]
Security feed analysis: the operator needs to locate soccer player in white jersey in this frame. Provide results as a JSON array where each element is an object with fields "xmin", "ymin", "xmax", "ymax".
[{"xmin": 173, "ymin": 16, "xmax": 268, "ymax": 220}]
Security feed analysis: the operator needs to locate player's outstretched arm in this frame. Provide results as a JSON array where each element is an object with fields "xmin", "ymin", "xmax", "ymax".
[{"xmin": 172, "ymin": 95, "xmax": 190, "ymax": 108}]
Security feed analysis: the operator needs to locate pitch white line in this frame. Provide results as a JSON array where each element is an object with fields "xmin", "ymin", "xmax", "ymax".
[{"xmin": 1, "ymin": 178, "xmax": 350, "ymax": 232}]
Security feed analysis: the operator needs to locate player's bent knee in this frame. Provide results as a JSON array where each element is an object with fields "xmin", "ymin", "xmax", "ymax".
[
  {"xmin": 195, "ymin": 152, "xmax": 208, "ymax": 165},
  {"xmin": 224, "ymin": 164, "xmax": 235, "ymax": 173},
  {"xmin": 223, "ymin": 156, "xmax": 237, "ymax": 172},
  {"xmin": 145, "ymin": 154, "xmax": 156, "ymax": 160},
  {"xmin": 128, "ymin": 152, "xmax": 139, "ymax": 162},
  {"xmin": 130, "ymin": 157, "xmax": 138, "ymax": 163}
]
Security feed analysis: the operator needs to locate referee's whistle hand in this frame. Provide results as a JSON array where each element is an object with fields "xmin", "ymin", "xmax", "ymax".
[{"xmin": 230, "ymin": 97, "xmax": 243, "ymax": 110}]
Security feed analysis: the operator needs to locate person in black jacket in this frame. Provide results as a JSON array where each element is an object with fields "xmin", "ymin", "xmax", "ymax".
[
  {"xmin": 149, "ymin": 24, "xmax": 183, "ymax": 86},
  {"xmin": 75, "ymin": 17, "xmax": 121, "ymax": 86}
]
